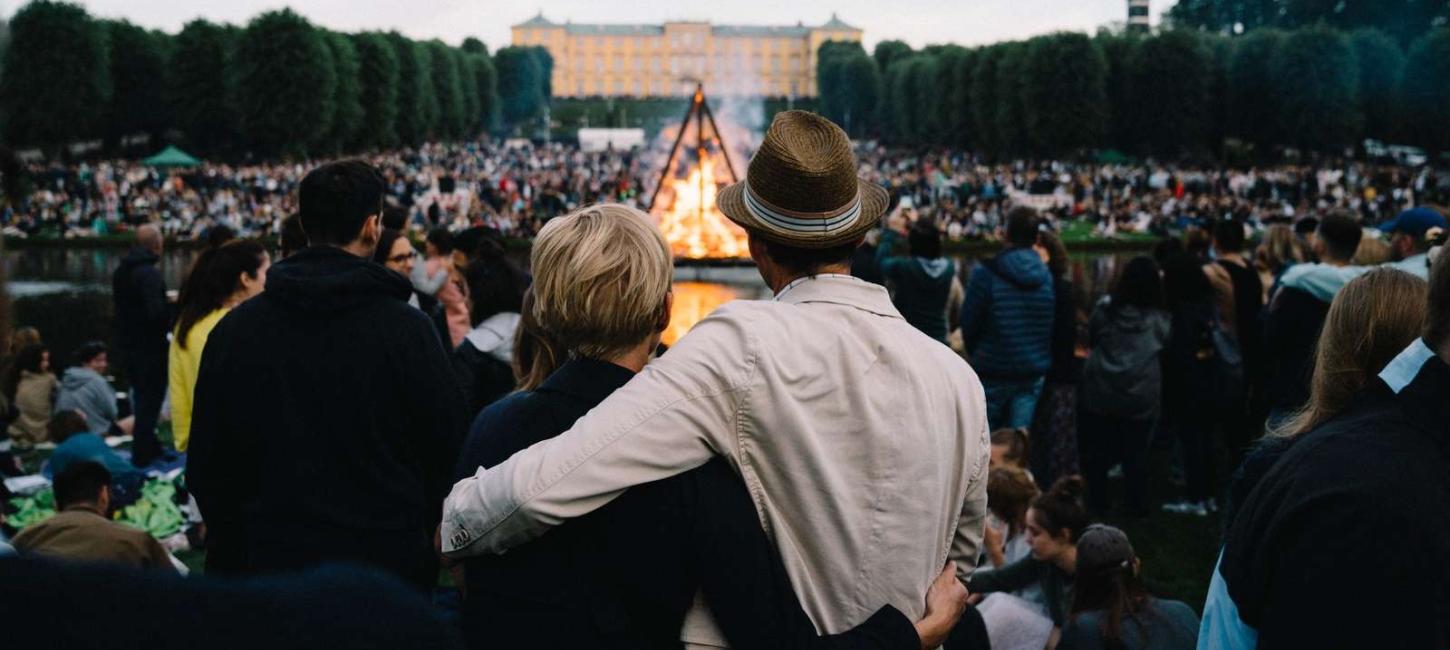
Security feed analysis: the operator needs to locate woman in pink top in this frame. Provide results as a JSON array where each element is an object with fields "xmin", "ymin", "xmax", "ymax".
[{"xmin": 412, "ymin": 229, "xmax": 471, "ymax": 349}]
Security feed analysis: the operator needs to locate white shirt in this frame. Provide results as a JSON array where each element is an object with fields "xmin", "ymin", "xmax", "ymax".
[{"xmin": 442, "ymin": 274, "xmax": 989, "ymax": 641}]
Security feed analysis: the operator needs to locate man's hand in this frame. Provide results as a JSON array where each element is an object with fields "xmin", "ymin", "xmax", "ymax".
[{"xmin": 914, "ymin": 562, "xmax": 969, "ymax": 649}]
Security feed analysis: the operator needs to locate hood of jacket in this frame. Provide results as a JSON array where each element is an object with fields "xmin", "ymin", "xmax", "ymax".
[
  {"xmin": 986, "ymin": 247, "xmax": 1052, "ymax": 290},
  {"xmin": 116, "ymin": 246, "xmax": 160, "ymax": 274},
  {"xmin": 1099, "ymin": 297, "xmax": 1159, "ymax": 333},
  {"xmin": 264, "ymin": 246, "xmax": 411, "ymax": 314},
  {"xmin": 60, "ymin": 367, "xmax": 104, "ymax": 391},
  {"xmin": 1279, "ymin": 263, "xmax": 1368, "ymax": 303}
]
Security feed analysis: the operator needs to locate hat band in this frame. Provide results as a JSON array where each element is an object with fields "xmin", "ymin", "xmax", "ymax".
[{"xmin": 744, "ymin": 181, "xmax": 862, "ymax": 235}]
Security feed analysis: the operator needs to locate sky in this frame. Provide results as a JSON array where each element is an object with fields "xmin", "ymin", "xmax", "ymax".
[{"xmin": 47, "ymin": 0, "xmax": 1171, "ymax": 51}]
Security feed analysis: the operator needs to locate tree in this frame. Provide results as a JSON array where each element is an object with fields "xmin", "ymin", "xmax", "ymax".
[
  {"xmin": 815, "ymin": 40, "xmax": 858, "ymax": 128},
  {"xmin": 1203, "ymin": 33, "xmax": 1233, "ymax": 158},
  {"xmin": 168, "ymin": 19, "xmax": 238, "ymax": 155},
  {"xmin": 456, "ymin": 48, "xmax": 480, "ymax": 138},
  {"xmin": 350, "ymin": 31, "xmax": 400, "ymax": 150},
  {"xmin": 841, "ymin": 54, "xmax": 881, "ymax": 139},
  {"xmin": 1129, "ymin": 30, "xmax": 1211, "ymax": 158},
  {"xmin": 929, "ymin": 45, "xmax": 969, "ymax": 144},
  {"xmin": 385, "ymin": 32, "xmax": 434, "ymax": 146},
  {"xmin": 1350, "ymin": 29, "xmax": 1406, "ymax": 142},
  {"xmin": 103, "ymin": 21, "xmax": 172, "ymax": 148},
  {"xmin": 495, "ymin": 45, "xmax": 545, "ymax": 133},
  {"xmin": 1097, "ymin": 32, "xmax": 1140, "ymax": 153},
  {"xmin": 0, "ymin": 1, "xmax": 111, "ymax": 150},
  {"xmin": 993, "ymin": 42, "xmax": 1030, "ymax": 157},
  {"xmin": 467, "ymin": 53, "xmax": 500, "ymax": 134},
  {"xmin": 905, "ymin": 55, "xmax": 939, "ymax": 144},
  {"xmin": 1020, "ymin": 33, "xmax": 1108, "ymax": 156},
  {"xmin": 872, "ymin": 40, "xmax": 913, "ymax": 74},
  {"xmin": 882, "ymin": 57, "xmax": 914, "ymax": 143},
  {"xmin": 1270, "ymin": 25, "xmax": 1361, "ymax": 152},
  {"xmin": 1166, "ymin": 0, "xmax": 1282, "ymax": 34},
  {"xmin": 946, "ymin": 49, "xmax": 976, "ymax": 148},
  {"xmin": 320, "ymin": 32, "xmax": 363, "ymax": 154},
  {"xmin": 1226, "ymin": 29, "xmax": 1285, "ymax": 151},
  {"xmin": 232, "ymin": 10, "xmax": 334, "ymax": 157},
  {"xmin": 461, "ymin": 36, "xmax": 487, "ymax": 56},
  {"xmin": 530, "ymin": 46, "xmax": 553, "ymax": 103},
  {"xmin": 427, "ymin": 40, "xmax": 465, "ymax": 139},
  {"xmin": 1400, "ymin": 28, "xmax": 1450, "ymax": 154},
  {"xmin": 411, "ymin": 42, "xmax": 441, "ymax": 140},
  {"xmin": 970, "ymin": 45, "xmax": 1003, "ymax": 157}
]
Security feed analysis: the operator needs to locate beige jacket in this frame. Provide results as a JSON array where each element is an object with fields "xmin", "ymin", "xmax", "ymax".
[
  {"xmin": 8, "ymin": 370, "xmax": 56, "ymax": 444},
  {"xmin": 442, "ymin": 274, "xmax": 989, "ymax": 641}
]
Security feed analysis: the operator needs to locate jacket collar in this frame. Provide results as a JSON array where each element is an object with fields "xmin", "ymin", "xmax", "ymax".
[
  {"xmin": 1390, "ymin": 347, "xmax": 1450, "ymax": 458},
  {"xmin": 773, "ymin": 274, "xmax": 903, "ymax": 320},
  {"xmin": 538, "ymin": 357, "xmax": 637, "ymax": 407}
]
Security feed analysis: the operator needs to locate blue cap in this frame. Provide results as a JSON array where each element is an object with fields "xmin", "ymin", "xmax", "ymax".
[{"xmin": 1379, "ymin": 207, "xmax": 1447, "ymax": 238}]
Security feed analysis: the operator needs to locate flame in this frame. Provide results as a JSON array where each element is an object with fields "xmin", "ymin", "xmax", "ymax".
[
  {"xmin": 663, "ymin": 281, "xmax": 742, "ymax": 345},
  {"xmin": 654, "ymin": 156, "xmax": 750, "ymax": 259}
]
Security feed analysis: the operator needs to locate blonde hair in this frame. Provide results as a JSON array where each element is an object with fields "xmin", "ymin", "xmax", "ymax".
[
  {"xmin": 1255, "ymin": 224, "xmax": 1304, "ymax": 275},
  {"xmin": 1352, "ymin": 235, "xmax": 1393, "ymax": 266},
  {"xmin": 1274, "ymin": 268, "xmax": 1428, "ymax": 438},
  {"xmin": 516, "ymin": 204, "xmax": 672, "ymax": 389}
]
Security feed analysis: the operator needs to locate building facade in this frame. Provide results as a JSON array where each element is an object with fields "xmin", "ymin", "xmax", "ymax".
[{"xmin": 511, "ymin": 13, "xmax": 863, "ymax": 98}]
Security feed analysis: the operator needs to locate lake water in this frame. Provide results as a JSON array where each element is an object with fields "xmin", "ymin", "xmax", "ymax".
[{"xmin": 3, "ymin": 247, "xmax": 1133, "ymax": 365}]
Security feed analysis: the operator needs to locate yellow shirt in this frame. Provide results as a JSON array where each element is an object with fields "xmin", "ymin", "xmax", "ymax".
[{"xmin": 168, "ymin": 308, "xmax": 227, "ymax": 452}]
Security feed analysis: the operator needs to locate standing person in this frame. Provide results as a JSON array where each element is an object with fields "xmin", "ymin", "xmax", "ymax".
[
  {"xmin": 1262, "ymin": 212, "xmax": 1364, "ymax": 425},
  {"xmin": 1158, "ymin": 254, "xmax": 1222, "ymax": 517},
  {"xmin": 1252, "ymin": 224, "xmax": 1304, "ymax": 303},
  {"xmin": 1213, "ymin": 257, "xmax": 1450, "ymax": 649},
  {"xmin": 452, "ymin": 203, "xmax": 968, "ymax": 650},
  {"xmin": 111, "ymin": 224, "xmax": 169, "ymax": 467},
  {"xmin": 451, "ymin": 239, "xmax": 525, "ymax": 417},
  {"xmin": 373, "ymin": 229, "xmax": 422, "ymax": 307},
  {"xmin": 1202, "ymin": 219, "xmax": 1261, "ymax": 464},
  {"xmin": 412, "ymin": 229, "xmax": 471, "ymax": 349},
  {"xmin": 443, "ymin": 112, "xmax": 989, "ymax": 642},
  {"xmin": 1031, "ymin": 231, "xmax": 1081, "ymax": 488},
  {"xmin": 186, "ymin": 160, "xmax": 467, "ymax": 590},
  {"xmin": 876, "ymin": 211, "xmax": 959, "ymax": 343},
  {"xmin": 1078, "ymin": 257, "xmax": 1169, "ymax": 517},
  {"xmin": 1381, "ymin": 206, "xmax": 1446, "ymax": 280},
  {"xmin": 167, "ymin": 241, "xmax": 269, "ymax": 453},
  {"xmin": 4, "ymin": 345, "xmax": 56, "ymax": 450},
  {"xmin": 1059, "ymin": 525, "xmax": 1199, "ymax": 650},
  {"xmin": 53, "ymin": 343, "xmax": 126, "ymax": 437},
  {"xmin": 960, "ymin": 206, "xmax": 1056, "ymax": 429}
]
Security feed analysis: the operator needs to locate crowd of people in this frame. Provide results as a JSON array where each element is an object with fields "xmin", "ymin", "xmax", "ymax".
[{"xmin": 0, "ymin": 109, "xmax": 1447, "ymax": 650}]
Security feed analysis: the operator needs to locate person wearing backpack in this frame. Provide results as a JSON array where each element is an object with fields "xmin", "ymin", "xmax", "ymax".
[
  {"xmin": 1079, "ymin": 257, "xmax": 1170, "ymax": 517},
  {"xmin": 1159, "ymin": 253, "xmax": 1227, "ymax": 517}
]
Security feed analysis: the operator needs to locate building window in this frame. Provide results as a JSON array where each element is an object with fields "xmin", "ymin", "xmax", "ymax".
[
  {"xmin": 633, "ymin": 80, "xmax": 642, "ymax": 96},
  {"xmin": 576, "ymin": 80, "xmax": 586, "ymax": 96},
  {"xmin": 613, "ymin": 79, "xmax": 625, "ymax": 94},
  {"xmin": 1128, "ymin": 5, "xmax": 1149, "ymax": 16}
]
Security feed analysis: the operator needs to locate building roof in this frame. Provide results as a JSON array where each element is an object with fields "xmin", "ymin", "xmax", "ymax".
[
  {"xmin": 514, "ymin": 12, "xmax": 861, "ymax": 36},
  {"xmin": 712, "ymin": 24, "xmax": 811, "ymax": 37},
  {"xmin": 566, "ymin": 23, "xmax": 664, "ymax": 36},
  {"xmin": 515, "ymin": 12, "xmax": 556, "ymax": 28},
  {"xmin": 821, "ymin": 13, "xmax": 858, "ymax": 30}
]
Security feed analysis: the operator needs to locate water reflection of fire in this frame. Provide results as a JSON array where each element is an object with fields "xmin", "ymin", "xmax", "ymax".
[
  {"xmin": 663, "ymin": 281, "xmax": 741, "ymax": 346},
  {"xmin": 649, "ymin": 84, "xmax": 750, "ymax": 260}
]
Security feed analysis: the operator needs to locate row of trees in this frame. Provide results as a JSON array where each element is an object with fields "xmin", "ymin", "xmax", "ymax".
[
  {"xmin": 819, "ymin": 26, "xmax": 1450, "ymax": 160},
  {"xmin": 1167, "ymin": 0, "xmax": 1450, "ymax": 44},
  {"xmin": 0, "ymin": 1, "xmax": 555, "ymax": 159}
]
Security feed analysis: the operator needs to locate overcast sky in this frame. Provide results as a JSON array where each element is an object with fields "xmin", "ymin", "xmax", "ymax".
[{"xmin": 44, "ymin": 0, "xmax": 1170, "ymax": 50}]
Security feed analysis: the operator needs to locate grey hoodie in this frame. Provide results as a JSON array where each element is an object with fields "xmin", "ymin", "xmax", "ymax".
[
  {"xmin": 1082, "ymin": 297, "xmax": 1171, "ymax": 420},
  {"xmin": 53, "ymin": 367, "xmax": 117, "ymax": 434}
]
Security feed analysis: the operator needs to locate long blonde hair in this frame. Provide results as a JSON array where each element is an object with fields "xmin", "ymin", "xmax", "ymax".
[
  {"xmin": 1274, "ymin": 268, "xmax": 1428, "ymax": 437},
  {"xmin": 512, "ymin": 204, "xmax": 673, "ymax": 391},
  {"xmin": 1255, "ymin": 224, "xmax": 1304, "ymax": 275}
]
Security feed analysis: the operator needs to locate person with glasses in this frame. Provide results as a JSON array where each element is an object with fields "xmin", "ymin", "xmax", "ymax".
[{"xmin": 374, "ymin": 228, "xmax": 422, "ymax": 308}]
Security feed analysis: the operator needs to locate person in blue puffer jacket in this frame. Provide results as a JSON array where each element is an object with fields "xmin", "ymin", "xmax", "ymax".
[{"xmin": 960, "ymin": 206, "xmax": 1056, "ymax": 429}]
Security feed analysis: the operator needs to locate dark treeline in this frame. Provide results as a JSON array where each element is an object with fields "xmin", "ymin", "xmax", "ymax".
[
  {"xmin": 0, "ymin": 1, "xmax": 555, "ymax": 159},
  {"xmin": 819, "ymin": 24, "xmax": 1450, "ymax": 161}
]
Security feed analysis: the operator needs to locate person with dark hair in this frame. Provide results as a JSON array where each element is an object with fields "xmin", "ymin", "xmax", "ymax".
[
  {"xmin": 968, "ymin": 476, "xmax": 1090, "ymax": 644},
  {"xmin": 186, "ymin": 159, "xmax": 467, "ymax": 591},
  {"xmin": 111, "ymin": 223, "xmax": 170, "ymax": 467},
  {"xmin": 960, "ymin": 205, "xmax": 1056, "ymax": 429},
  {"xmin": 1158, "ymin": 254, "xmax": 1224, "ymax": 517},
  {"xmin": 168, "ymin": 240, "xmax": 269, "ymax": 452},
  {"xmin": 372, "ymin": 228, "xmax": 423, "ymax": 308},
  {"xmin": 11, "ymin": 461, "xmax": 174, "ymax": 571},
  {"xmin": 381, "ymin": 205, "xmax": 409, "ymax": 231},
  {"xmin": 1079, "ymin": 257, "xmax": 1169, "ymax": 516},
  {"xmin": 1263, "ymin": 211, "xmax": 1366, "ymax": 424},
  {"xmin": 876, "ymin": 209, "xmax": 959, "ymax": 343},
  {"xmin": 1211, "ymin": 253, "xmax": 1450, "ymax": 649},
  {"xmin": 1381, "ymin": 207, "xmax": 1446, "ymax": 280},
  {"xmin": 53, "ymin": 342, "xmax": 125, "ymax": 438},
  {"xmin": 4, "ymin": 344, "xmax": 55, "ymax": 449},
  {"xmin": 451, "ymin": 238, "xmax": 526, "ymax": 416},
  {"xmin": 1059, "ymin": 525, "xmax": 1198, "ymax": 650},
  {"xmin": 443, "ymin": 112, "xmax": 986, "ymax": 644},
  {"xmin": 412, "ymin": 229, "xmax": 470, "ymax": 348},
  {"xmin": 1202, "ymin": 219, "xmax": 1262, "ymax": 466},
  {"xmin": 277, "ymin": 213, "xmax": 308, "ymax": 259},
  {"xmin": 201, "ymin": 224, "xmax": 237, "ymax": 250},
  {"xmin": 1030, "ymin": 230, "xmax": 1082, "ymax": 489}
]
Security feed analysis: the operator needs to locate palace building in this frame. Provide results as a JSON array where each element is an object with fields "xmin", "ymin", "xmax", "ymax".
[{"xmin": 510, "ymin": 12, "xmax": 863, "ymax": 99}]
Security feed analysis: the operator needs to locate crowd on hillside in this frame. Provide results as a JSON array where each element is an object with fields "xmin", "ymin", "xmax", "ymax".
[
  {"xmin": 6, "ymin": 139, "xmax": 1447, "ymax": 248},
  {"xmin": 1, "ymin": 111, "xmax": 1448, "ymax": 650}
]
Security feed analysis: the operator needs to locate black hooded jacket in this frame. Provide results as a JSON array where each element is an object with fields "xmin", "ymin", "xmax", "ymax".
[
  {"xmin": 186, "ymin": 246, "xmax": 467, "ymax": 589},
  {"xmin": 111, "ymin": 247, "xmax": 170, "ymax": 353}
]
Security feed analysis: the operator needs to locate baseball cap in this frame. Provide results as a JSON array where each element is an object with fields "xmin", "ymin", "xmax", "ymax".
[
  {"xmin": 1379, "ymin": 207, "xmax": 1448, "ymax": 238},
  {"xmin": 1076, "ymin": 524, "xmax": 1136, "ymax": 575}
]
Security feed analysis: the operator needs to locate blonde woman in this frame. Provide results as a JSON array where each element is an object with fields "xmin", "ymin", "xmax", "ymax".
[
  {"xmin": 449, "ymin": 203, "xmax": 968, "ymax": 650},
  {"xmin": 1253, "ymin": 224, "xmax": 1304, "ymax": 303}
]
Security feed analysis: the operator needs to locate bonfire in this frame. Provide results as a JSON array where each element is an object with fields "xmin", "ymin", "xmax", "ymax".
[{"xmin": 649, "ymin": 85, "xmax": 750, "ymax": 260}]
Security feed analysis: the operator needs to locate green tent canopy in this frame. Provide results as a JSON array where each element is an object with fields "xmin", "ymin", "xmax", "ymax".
[{"xmin": 142, "ymin": 145, "xmax": 201, "ymax": 168}]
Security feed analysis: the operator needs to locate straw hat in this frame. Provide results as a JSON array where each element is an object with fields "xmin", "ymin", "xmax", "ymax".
[{"xmin": 717, "ymin": 111, "xmax": 889, "ymax": 249}]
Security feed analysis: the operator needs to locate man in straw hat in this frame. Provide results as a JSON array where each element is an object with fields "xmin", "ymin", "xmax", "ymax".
[{"xmin": 442, "ymin": 111, "xmax": 989, "ymax": 646}]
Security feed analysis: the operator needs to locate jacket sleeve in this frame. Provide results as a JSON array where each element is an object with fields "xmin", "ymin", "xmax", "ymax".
[
  {"xmin": 874, "ymin": 229, "xmax": 908, "ymax": 278},
  {"xmin": 966, "ymin": 556, "xmax": 1039, "ymax": 595},
  {"xmin": 398, "ymin": 313, "xmax": 469, "ymax": 525},
  {"xmin": 91, "ymin": 375, "xmax": 117, "ymax": 423},
  {"xmin": 441, "ymin": 307, "xmax": 754, "ymax": 557},
  {"xmin": 960, "ymin": 267, "xmax": 992, "ymax": 353},
  {"xmin": 950, "ymin": 410, "xmax": 990, "ymax": 584},
  {"xmin": 137, "ymin": 266, "xmax": 171, "ymax": 336},
  {"xmin": 185, "ymin": 321, "xmax": 252, "ymax": 539}
]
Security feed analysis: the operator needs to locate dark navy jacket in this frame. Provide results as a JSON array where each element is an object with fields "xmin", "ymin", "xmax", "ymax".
[{"xmin": 960, "ymin": 247, "xmax": 1055, "ymax": 379}]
